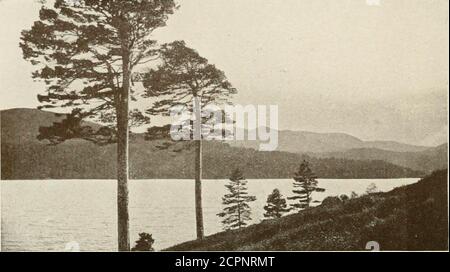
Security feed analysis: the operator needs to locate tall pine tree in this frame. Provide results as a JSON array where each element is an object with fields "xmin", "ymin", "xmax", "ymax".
[
  {"xmin": 288, "ymin": 160, "xmax": 325, "ymax": 212},
  {"xmin": 143, "ymin": 40, "xmax": 236, "ymax": 239},
  {"xmin": 20, "ymin": 0, "xmax": 176, "ymax": 251},
  {"xmin": 264, "ymin": 189, "xmax": 290, "ymax": 219},
  {"xmin": 217, "ymin": 169, "xmax": 256, "ymax": 230}
]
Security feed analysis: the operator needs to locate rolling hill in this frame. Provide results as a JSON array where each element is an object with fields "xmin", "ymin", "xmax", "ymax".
[
  {"xmin": 229, "ymin": 128, "xmax": 432, "ymax": 153},
  {"xmin": 0, "ymin": 108, "xmax": 432, "ymax": 179},
  {"xmin": 313, "ymin": 144, "xmax": 448, "ymax": 174},
  {"xmin": 227, "ymin": 128, "xmax": 447, "ymax": 174}
]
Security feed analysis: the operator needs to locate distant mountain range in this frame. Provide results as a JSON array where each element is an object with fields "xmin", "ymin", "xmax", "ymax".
[
  {"xmin": 229, "ymin": 128, "xmax": 447, "ymax": 174},
  {"xmin": 313, "ymin": 144, "xmax": 448, "ymax": 174},
  {"xmin": 1, "ymin": 108, "xmax": 445, "ymax": 180},
  {"xmin": 229, "ymin": 129, "xmax": 432, "ymax": 153}
]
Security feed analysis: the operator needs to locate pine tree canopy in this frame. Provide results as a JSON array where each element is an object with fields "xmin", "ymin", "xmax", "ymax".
[
  {"xmin": 142, "ymin": 40, "xmax": 236, "ymax": 144},
  {"xmin": 143, "ymin": 40, "xmax": 236, "ymax": 116},
  {"xmin": 131, "ymin": 232, "xmax": 154, "ymax": 251},
  {"xmin": 20, "ymin": 0, "xmax": 177, "ymax": 124},
  {"xmin": 264, "ymin": 189, "xmax": 290, "ymax": 219},
  {"xmin": 288, "ymin": 160, "xmax": 325, "ymax": 211}
]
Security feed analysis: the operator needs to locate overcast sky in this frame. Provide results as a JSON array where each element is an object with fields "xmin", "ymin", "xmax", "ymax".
[{"xmin": 0, "ymin": 0, "xmax": 448, "ymax": 146}]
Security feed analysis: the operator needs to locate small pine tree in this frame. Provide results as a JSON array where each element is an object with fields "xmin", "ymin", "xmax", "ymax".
[
  {"xmin": 365, "ymin": 183, "xmax": 379, "ymax": 194},
  {"xmin": 264, "ymin": 189, "xmax": 290, "ymax": 219},
  {"xmin": 217, "ymin": 169, "xmax": 256, "ymax": 230},
  {"xmin": 288, "ymin": 160, "xmax": 325, "ymax": 211},
  {"xmin": 131, "ymin": 233, "xmax": 155, "ymax": 252}
]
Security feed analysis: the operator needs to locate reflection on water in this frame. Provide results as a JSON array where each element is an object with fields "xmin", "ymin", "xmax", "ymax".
[{"xmin": 1, "ymin": 178, "xmax": 418, "ymax": 251}]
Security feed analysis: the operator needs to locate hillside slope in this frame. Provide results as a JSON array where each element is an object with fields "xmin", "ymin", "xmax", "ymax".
[
  {"xmin": 166, "ymin": 170, "xmax": 448, "ymax": 251},
  {"xmin": 314, "ymin": 144, "xmax": 448, "ymax": 174},
  {"xmin": 1, "ymin": 108, "xmax": 100, "ymax": 144}
]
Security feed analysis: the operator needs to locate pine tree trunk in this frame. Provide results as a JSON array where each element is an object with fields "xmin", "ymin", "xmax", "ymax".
[
  {"xmin": 194, "ymin": 95, "xmax": 204, "ymax": 239},
  {"xmin": 237, "ymin": 182, "xmax": 241, "ymax": 229},
  {"xmin": 117, "ymin": 23, "xmax": 131, "ymax": 252},
  {"xmin": 117, "ymin": 98, "xmax": 130, "ymax": 251}
]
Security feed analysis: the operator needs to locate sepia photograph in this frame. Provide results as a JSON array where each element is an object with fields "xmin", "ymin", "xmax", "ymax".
[{"xmin": 0, "ymin": 0, "xmax": 448, "ymax": 256}]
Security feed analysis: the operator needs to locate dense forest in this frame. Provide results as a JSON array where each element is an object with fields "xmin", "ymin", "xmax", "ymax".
[
  {"xmin": 0, "ymin": 108, "xmax": 437, "ymax": 180},
  {"xmin": 1, "ymin": 140, "xmax": 424, "ymax": 179}
]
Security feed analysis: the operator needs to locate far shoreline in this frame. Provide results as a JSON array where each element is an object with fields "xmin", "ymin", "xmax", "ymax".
[{"xmin": 0, "ymin": 177, "xmax": 423, "ymax": 181}]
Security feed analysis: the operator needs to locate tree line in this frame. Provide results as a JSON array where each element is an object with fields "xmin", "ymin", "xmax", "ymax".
[{"xmin": 218, "ymin": 160, "xmax": 325, "ymax": 230}]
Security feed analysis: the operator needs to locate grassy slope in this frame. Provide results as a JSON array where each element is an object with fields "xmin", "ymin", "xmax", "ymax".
[{"xmin": 166, "ymin": 170, "xmax": 448, "ymax": 251}]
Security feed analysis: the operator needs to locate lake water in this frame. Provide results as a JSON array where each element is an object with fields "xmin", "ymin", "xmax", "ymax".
[{"xmin": 1, "ymin": 178, "xmax": 419, "ymax": 251}]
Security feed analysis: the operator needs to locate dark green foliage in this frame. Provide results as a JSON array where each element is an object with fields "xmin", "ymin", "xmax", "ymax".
[
  {"xmin": 166, "ymin": 170, "xmax": 448, "ymax": 251},
  {"xmin": 288, "ymin": 160, "xmax": 325, "ymax": 211},
  {"xmin": 20, "ymin": 0, "xmax": 176, "ymax": 121},
  {"xmin": 143, "ymin": 40, "xmax": 236, "ymax": 145},
  {"xmin": 143, "ymin": 40, "xmax": 236, "ymax": 117},
  {"xmin": 131, "ymin": 232, "xmax": 155, "ymax": 252},
  {"xmin": 37, "ymin": 108, "xmax": 117, "ymax": 145},
  {"xmin": 263, "ymin": 189, "xmax": 290, "ymax": 219},
  {"xmin": 217, "ymin": 169, "xmax": 256, "ymax": 230}
]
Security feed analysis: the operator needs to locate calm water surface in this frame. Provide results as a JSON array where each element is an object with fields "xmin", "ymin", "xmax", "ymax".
[{"xmin": 1, "ymin": 178, "xmax": 419, "ymax": 251}]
